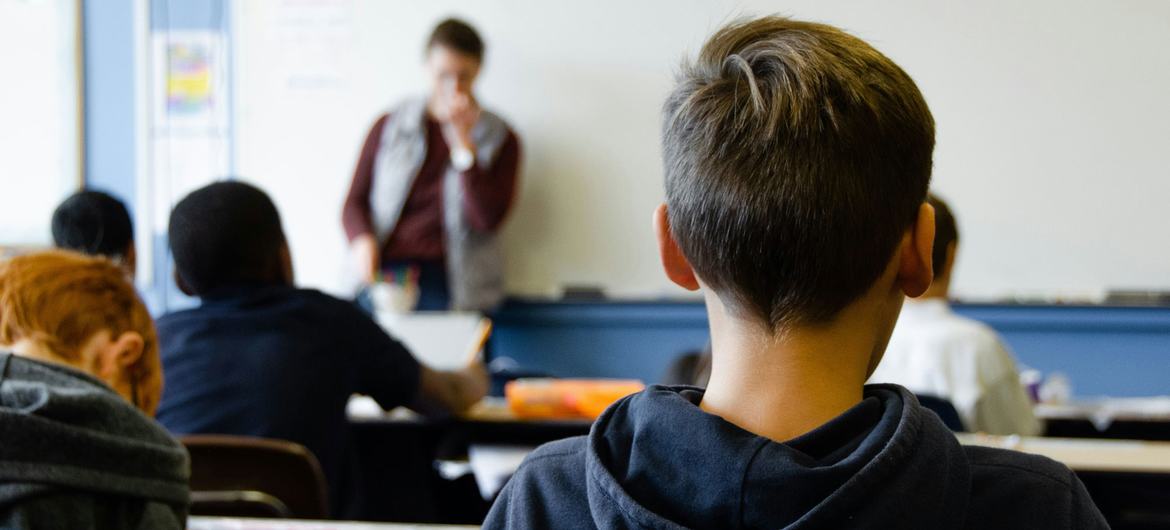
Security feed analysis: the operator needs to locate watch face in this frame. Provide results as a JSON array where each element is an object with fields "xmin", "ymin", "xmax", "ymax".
[{"xmin": 452, "ymin": 148, "xmax": 474, "ymax": 171}]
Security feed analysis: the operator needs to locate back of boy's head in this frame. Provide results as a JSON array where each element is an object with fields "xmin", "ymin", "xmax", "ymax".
[
  {"xmin": 662, "ymin": 16, "xmax": 935, "ymax": 328},
  {"xmin": 0, "ymin": 250, "xmax": 161, "ymax": 414},
  {"xmin": 169, "ymin": 181, "xmax": 287, "ymax": 296},
  {"xmin": 928, "ymin": 194, "xmax": 959, "ymax": 273},
  {"xmin": 51, "ymin": 190, "xmax": 134, "ymax": 261}
]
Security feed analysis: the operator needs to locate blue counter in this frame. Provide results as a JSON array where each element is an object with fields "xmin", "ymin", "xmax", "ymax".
[{"xmin": 488, "ymin": 299, "xmax": 1170, "ymax": 398}]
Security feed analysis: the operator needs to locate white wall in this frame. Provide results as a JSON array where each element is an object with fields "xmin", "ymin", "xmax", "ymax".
[
  {"xmin": 0, "ymin": 0, "xmax": 79, "ymax": 245},
  {"xmin": 234, "ymin": 0, "xmax": 1170, "ymax": 300}
]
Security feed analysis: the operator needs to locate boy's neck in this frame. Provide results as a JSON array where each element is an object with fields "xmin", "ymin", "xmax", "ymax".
[{"xmin": 699, "ymin": 292, "xmax": 895, "ymax": 442}]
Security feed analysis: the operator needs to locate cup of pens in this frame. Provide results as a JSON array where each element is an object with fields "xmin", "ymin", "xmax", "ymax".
[{"xmin": 369, "ymin": 265, "xmax": 421, "ymax": 314}]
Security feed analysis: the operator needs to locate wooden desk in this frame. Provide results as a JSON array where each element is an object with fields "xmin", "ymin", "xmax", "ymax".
[
  {"xmin": 961, "ymin": 434, "xmax": 1170, "ymax": 529},
  {"xmin": 1036, "ymin": 399, "xmax": 1170, "ymax": 441},
  {"xmin": 348, "ymin": 396, "xmax": 593, "ymax": 446},
  {"xmin": 188, "ymin": 517, "xmax": 476, "ymax": 530},
  {"xmin": 345, "ymin": 397, "xmax": 590, "ymax": 523},
  {"xmin": 957, "ymin": 434, "xmax": 1170, "ymax": 473}
]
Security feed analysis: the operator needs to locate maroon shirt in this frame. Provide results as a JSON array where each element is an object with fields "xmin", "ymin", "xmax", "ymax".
[{"xmin": 342, "ymin": 112, "xmax": 521, "ymax": 262}]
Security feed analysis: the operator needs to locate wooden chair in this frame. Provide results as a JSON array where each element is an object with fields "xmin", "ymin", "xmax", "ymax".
[{"xmin": 181, "ymin": 434, "xmax": 329, "ymax": 519}]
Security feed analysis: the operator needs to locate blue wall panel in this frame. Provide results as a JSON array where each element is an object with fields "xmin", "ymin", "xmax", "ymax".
[
  {"xmin": 83, "ymin": 0, "xmax": 137, "ymax": 203},
  {"xmin": 489, "ymin": 300, "xmax": 1170, "ymax": 398}
]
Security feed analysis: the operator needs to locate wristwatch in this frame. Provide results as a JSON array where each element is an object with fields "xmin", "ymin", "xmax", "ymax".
[{"xmin": 451, "ymin": 146, "xmax": 475, "ymax": 172}]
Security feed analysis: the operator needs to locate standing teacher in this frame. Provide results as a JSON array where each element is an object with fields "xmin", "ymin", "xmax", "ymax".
[{"xmin": 343, "ymin": 18, "xmax": 521, "ymax": 312}]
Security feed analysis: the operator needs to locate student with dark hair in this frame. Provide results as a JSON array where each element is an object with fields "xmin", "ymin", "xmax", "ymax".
[
  {"xmin": 156, "ymin": 181, "xmax": 488, "ymax": 516},
  {"xmin": 485, "ymin": 17, "xmax": 1105, "ymax": 529},
  {"xmin": 51, "ymin": 190, "xmax": 136, "ymax": 276},
  {"xmin": 869, "ymin": 194, "xmax": 1041, "ymax": 435},
  {"xmin": 343, "ymin": 17, "xmax": 521, "ymax": 311}
]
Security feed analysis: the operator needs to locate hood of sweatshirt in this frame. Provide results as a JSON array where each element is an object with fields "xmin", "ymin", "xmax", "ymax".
[
  {"xmin": 0, "ymin": 352, "xmax": 189, "ymax": 507},
  {"xmin": 583, "ymin": 384, "xmax": 971, "ymax": 529}
]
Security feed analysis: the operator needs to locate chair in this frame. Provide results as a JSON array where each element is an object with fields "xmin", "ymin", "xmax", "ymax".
[
  {"xmin": 915, "ymin": 394, "xmax": 966, "ymax": 432},
  {"xmin": 181, "ymin": 434, "xmax": 329, "ymax": 519}
]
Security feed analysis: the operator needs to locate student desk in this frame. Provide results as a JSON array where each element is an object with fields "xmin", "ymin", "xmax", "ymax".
[
  {"xmin": 348, "ymin": 396, "xmax": 592, "ymax": 446},
  {"xmin": 958, "ymin": 434, "xmax": 1170, "ymax": 528},
  {"xmin": 1037, "ymin": 399, "xmax": 1170, "ymax": 441},
  {"xmin": 188, "ymin": 516, "xmax": 476, "ymax": 530},
  {"xmin": 345, "ymin": 397, "xmax": 591, "ymax": 523},
  {"xmin": 957, "ymin": 434, "xmax": 1170, "ymax": 473}
]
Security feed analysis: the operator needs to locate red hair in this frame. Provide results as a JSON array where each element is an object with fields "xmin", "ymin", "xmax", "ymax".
[{"xmin": 0, "ymin": 250, "xmax": 161, "ymax": 415}]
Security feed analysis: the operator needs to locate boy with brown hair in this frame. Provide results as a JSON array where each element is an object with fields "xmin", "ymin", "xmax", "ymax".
[
  {"xmin": 485, "ymin": 17, "xmax": 1105, "ymax": 529},
  {"xmin": 0, "ymin": 251, "xmax": 188, "ymax": 529}
]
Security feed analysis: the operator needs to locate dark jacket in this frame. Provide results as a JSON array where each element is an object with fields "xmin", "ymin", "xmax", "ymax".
[
  {"xmin": 485, "ymin": 384, "xmax": 1107, "ymax": 529},
  {"xmin": 155, "ymin": 285, "xmax": 420, "ymax": 517},
  {"xmin": 0, "ymin": 352, "xmax": 189, "ymax": 529}
]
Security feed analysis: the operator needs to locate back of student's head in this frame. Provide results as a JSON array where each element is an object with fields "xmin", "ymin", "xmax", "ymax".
[
  {"xmin": 169, "ymin": 181, "xmax": 288, "ymax": 296},
  {"xmin": 928, "ymin": 194, "xmax": 959, "ymax": 274},
  {"xmin": 662, "ymin": 16, "xmax": 935, "ymax": 328},
  {"xmin": 51, "ymin": 190, "xmax": 134, "ymax": 262},
  {"xmin": 0, "ymin": 250, "xmax": 161, "ymax": 414}
]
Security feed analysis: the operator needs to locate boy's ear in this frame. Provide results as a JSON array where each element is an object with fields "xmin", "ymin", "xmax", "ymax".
[
  {"xmin": 279, "ymin": 240, "xmax": 295, "ymax": 286},
  {"xmin": 97, "ymin": 331, "xmax": 145, "ymax": 380},
  {"xmin": 898, "ymin": 202, "xmax": 935, "ymax": 297},
  {"xmin": 654, "ymin": 203, "xmax": 700, "ymax": 291},
  {"xmin": 173, "ymin": 269, "xmax": 196, "ymax": 296}
]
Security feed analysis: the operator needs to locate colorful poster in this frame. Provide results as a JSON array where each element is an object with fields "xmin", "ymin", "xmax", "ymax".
[
  {"xmin": 166, "ymin": 41, "xmax": 214, "ymax": 116},
  {"xmin": 152, "ymin": 31, "xmax": 225, "ymax": 130}
]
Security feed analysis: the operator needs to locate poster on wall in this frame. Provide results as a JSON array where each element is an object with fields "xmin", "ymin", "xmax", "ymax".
[
  {"xmin": 149, "ymin": 29, "xmax": 231, "ymax": 235},
  {"xmin": 152, "ymin": 30, "xmax": 227, "ymax": 132}
]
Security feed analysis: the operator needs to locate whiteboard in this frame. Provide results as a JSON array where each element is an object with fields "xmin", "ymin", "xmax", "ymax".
[
  {"xmin": 0, "ymin": 0, "xmax": 80, "ymax": 246},
  {"xmin": 234, "ymin": 0, "xmax": 1170, "ymax": 301}
]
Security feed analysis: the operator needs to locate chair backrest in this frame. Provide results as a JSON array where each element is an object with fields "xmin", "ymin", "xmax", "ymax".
[
  {"xmin": 181, "ymin": 434, "xmax": 329, "ymax": 519},
  {"xmin": 915, "ymin": 394, "xmax": 966, "ymax": 432}
]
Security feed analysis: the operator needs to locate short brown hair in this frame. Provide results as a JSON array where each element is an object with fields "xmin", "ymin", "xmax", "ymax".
[
  {"xmin": 928, "ymin": 193, "xmax": 959, "ymax": 274},
  {"xmin": 662, "ymin": 17, "xmax": 935, "ymax": 328},
  {"xmin": 427, "ymin": 18, "xmax": 484, "ymax": 62},
  {"xmin": 0, "ymin": 250, "xmax": 161, "ymax": 415}
]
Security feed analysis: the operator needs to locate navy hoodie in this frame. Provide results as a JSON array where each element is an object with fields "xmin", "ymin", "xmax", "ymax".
[{"xmin": 485, "ymin": 385, "xmax": 1107, "ymax": 529}]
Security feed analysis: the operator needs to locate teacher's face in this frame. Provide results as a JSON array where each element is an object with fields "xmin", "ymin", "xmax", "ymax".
[{"xmin": 426, "ymin": 45, "xmax": 481, "ymax": 104}]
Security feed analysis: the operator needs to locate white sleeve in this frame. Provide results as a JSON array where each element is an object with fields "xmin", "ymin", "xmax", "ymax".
[{"xmin": 971, "ymin": 339, "xmax": 1042, "ymax": 436}]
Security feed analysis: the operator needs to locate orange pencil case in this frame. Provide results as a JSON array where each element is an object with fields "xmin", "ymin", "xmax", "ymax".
[{"xmin": 505, "ymin": 378, "xmax": 645, "ymax": 420}]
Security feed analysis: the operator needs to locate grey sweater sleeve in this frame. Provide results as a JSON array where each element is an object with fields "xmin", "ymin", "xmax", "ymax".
[{"xmin": 0, "ymin": 489, "xmax": 186, "ymax": 530}]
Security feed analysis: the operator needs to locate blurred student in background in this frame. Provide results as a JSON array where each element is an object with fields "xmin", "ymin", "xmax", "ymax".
[
  {"xmin": 0, "ymin": 251, "xmax": 188, "ymax": 529},
  {"xmin": 51, "ymin": 190, "xmax": 136, "ymax": 278},
  {"xmin": 157, "ymin": 181, "xmax": 488, "ymax": 516},
  {"xmin": 343, "ymin": 18, "xmax": 521, "ymax": 312},
  {"xmin": 868, "ymin": 194, "xmax": 1041, "ymax": 435}
]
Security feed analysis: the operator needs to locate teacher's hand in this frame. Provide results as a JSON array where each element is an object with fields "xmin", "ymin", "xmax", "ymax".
[
  {"xmin": 442, "ymin": 93, "xmax": 481, "ymax": 152},
  {"xmin": 351, "ymin": 233, "xmax": 380, "ymax": 284}
]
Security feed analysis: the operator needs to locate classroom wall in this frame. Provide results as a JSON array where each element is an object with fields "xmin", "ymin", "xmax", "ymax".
[
  {"xmin": 232, "ymin": 0, "xmax": 1170, "ymax": 301},
  {"xmin": 83, "ymin": 0, "xmax": 232, "ymax": 313},
  {"xmin": 83, "ymin": 0, "xmax": 138, "ymax": 202},
  {"xmin": 1, "ymin": 0, "xmax": 81, "ymax": 245},
  {"xmin": 489, "ymin": 300, "xmax": 1170, "ymax": 398}
]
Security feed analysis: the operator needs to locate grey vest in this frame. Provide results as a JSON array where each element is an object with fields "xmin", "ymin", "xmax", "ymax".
[{"xmin": 370, "ymin": 97, "xmax": 509, "ymax": 311}]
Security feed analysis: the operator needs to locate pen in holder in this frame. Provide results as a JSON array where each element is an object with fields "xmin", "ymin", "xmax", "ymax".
[{"xmin": 369, "ymin": 265, "xmax": 421, "ymax": 314}]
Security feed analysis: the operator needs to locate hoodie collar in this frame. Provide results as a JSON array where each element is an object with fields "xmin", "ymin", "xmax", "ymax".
[{"xmin": 585, "ymin": 384, "xmax": 970, "ymax": 529}]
